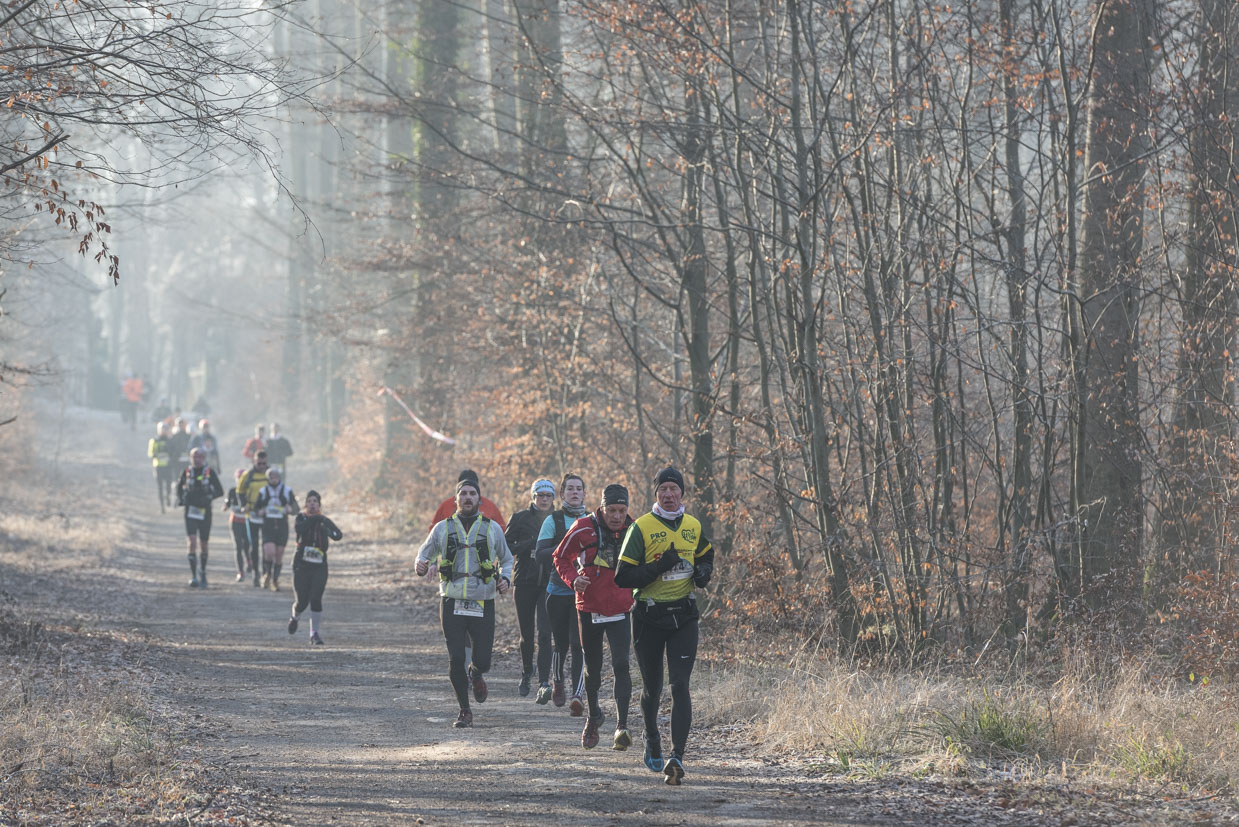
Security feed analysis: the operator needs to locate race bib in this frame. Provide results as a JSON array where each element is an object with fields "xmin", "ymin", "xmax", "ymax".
[
  {"xmin": 302, "ymin": 547, "xmax": 324, "ymax": 564},
  {"xmin": 453, "ymin": 599, "xmax": 484, "ymax": 617},
  {"xmin": 186, "ymin": 505, "xmax": 205, "ymax": 520},
  {"xmin": 156, "ymin": 452, "xmax": 169, "ymax": 463},
  {"xmin": 265, "ymin": 503, "xmax": 284, "ymax": 519},
  {"xmin": 661, "ymin": 560, "xmax": 694, "ymax": 581},
  {"xmin": 248, "ymin": 513, "xmax": 264, "ymax": 524},
  {"xmin": 592, "ymin": 612, "xmax": 626, "ymax": 624}
]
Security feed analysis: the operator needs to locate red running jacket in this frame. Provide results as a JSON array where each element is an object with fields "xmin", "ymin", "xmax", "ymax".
[{"xmin": 553, "ymin": 509, "xmax": 635, "ymax": 617}]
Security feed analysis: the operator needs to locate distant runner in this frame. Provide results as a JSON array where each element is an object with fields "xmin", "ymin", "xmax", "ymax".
[
  {"xmin": 255, "ymin": 468, "xmax": 299, "ymax": 591},
  {"xmin": 554, "ymin": 483, "xmax": 635, "ymax": 750},
  {"xmin": 265, "ymin": 422, "xmax": 294, "ymax": 478},
  {"xmin": 416, "ymin": 477, "xmax": 513, "ymax": 728},
  {"xmin": 615, "ymin": 467, "xmax": 713, "ymax": 785},
  {"xmin": 223, "ymin": 468, "xmax": 251, "ymax": 582},
  {"xmin": 148, "ymin": 421, "xmax": 173, "ymax": 512},
  {"xmin": 236, "ymin": 451, "xmax": 271, "ymax": 587},
  {"xmin": 176, "ymin": 447, "xmax": 224, "ymax": 588},
  {"xmin": 287, "ymin": 490, "xmax": 343, "ymax": 646},
  {"xmin": 188, "ymin": 418, "xmax": 221, "ymax": 473}
]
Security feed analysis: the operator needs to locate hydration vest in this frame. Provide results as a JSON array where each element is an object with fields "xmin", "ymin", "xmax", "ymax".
[
  {"xmin": 580, "ymin": 514, "xmax": 625, "ymax": 570},
  {"xmin": 439, "ymin": 515, "xmax": 495, "ymax": 583}
]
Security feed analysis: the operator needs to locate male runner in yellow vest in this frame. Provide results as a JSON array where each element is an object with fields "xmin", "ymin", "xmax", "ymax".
[{"xmin": 615, "ymin": 466, "xmax": 713, "ymax": 786}]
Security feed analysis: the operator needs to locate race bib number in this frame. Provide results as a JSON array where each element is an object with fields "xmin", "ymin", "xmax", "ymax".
[
  {"xmin": 592, "ymin": 612, "xmax": 626, "ymax": 624},
  {"xmin": 186, "ymin": 505, "xmax": 205, "ymax": 521},
  {"xmin": 661, "ymin": 560, "xmax": 694, "ymax": 582},
  {"xmin": 453, "ymin": 599, "xmax": 484, "ymax": 617},
  {"xmin": 265, "ymin": 503, "xmax": 284, "ymax": 519},
  {"xmin": 302, "ymin": 547, "xmax": 324, "ymax": 564}
]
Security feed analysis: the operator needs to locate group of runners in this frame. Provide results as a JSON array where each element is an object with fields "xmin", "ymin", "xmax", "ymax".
[
  {"xmin": 416, "ymin": 466, "xmax": 713, "ymax": 786},
  {"xmin": 144, "ymin": 418, "xmax": 708, "ymax": 785}
]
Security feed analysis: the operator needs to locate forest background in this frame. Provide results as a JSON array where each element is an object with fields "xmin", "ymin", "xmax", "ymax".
[{"xmin": 5, "ymin": 0, "xmax": 1239, "ymax": 798}]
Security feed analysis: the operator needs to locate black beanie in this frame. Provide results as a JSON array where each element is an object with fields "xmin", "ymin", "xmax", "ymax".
[
  {"xmin": 458, "ymin": 469, "xmax": 479, "ymax": 485},
  {"xmin": 456, "ymin": 478, "xmax": 480, "ymax": 496},
  {"xmin": 603, "ymin": 484, "xmax": 629, "ymax": 506},
  {"xmin": 654, "ymin": 467, "xmax": 685, "ymax": 493}
]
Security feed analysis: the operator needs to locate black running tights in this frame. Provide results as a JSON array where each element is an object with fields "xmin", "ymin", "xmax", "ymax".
[
  {"xmin": 545, "ymin": 592, "xmax": 583, "ymax": 694},
  {"xmin": 579, "ymin": 611, "xmax": 631, "ymax": 727},
  {"xmin": 440, "ymin": 598, "xmax": 495, "ymax": 710},
  {"xmin": 632, "ymin": 613, "xmax": 698, "ymax": 757},
  {"xmin": 513, "ymin": 585, "xmax": 552, "ymax": 682}
]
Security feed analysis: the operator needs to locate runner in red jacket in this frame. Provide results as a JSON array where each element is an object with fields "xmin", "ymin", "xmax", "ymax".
[{"xmin": 553, "ymin": 483, "xmax": 635, "ymax": 750}]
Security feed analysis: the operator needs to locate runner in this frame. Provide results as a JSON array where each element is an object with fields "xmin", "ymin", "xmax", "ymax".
[
  {"xmin": 255, "ymin": 468, "xmax": 299, "ymax": 591},
  {"xmin": 265, "ymin": 422, "xmax": 294, "ymax": 478},
  {"xmin": 150, "ymin": 396, "xmax": 173, "ymax": 425},
  {"xmin": 534, "ymin": 473, "xmax": 587, "ymax": 714},
  {"xmin": 615, "ymin": 467, "xmax": 714, "ymax": 785},
  {"xmin": 189, "ymin": 418, "xmax": 221, "ymax": 473},
  {"xmin": 120, "ymin": 373, "xmax": 143, "ymax": 430},
  {"xmin": 415, "ymin": 477, "xmax": 513, "ymax": 728},
  {"xmin": 236, "ymin": 451, "xmax": 271, "ymax": 587},
  {"xmin": 147, "ymin": 421, "xmax": 173, "ymax": 512},
  {"xmin": 505, "ymin": 478, "xmax": 556, "ymax": 697},
  {"xmin": 242, "ymin": 424, "xmax": 265, "ymax": 461},
  {"xmin": 176, "ymin": 447, "xmax": 224, "ymax": 588},
  {"xmin": 553, "ymin": 483, "xmax": 636, "ymax": 750},
  {"xmin": 168, "ymin": 417, "xmax": 192, "ymax": 477},
  {"xmin": 429, "ymin": 469, "xmax": 508, "ymax": 530},
  {"xmin": 223, "ymin": 468, "xmax": 251, "ymax": 582},
  {"xmin": 287, "ymin": 490, "xmax": 343, "ymax": 646}
]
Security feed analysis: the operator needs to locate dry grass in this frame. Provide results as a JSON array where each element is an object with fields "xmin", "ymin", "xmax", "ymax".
[{"xmin": 696, "ymin": 655, "xmax": 1239, "ymax": 791}]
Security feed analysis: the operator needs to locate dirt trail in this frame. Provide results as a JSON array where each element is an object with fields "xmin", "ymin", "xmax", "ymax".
[{"xmin": 22, "ymin": 407, "xmax": 1057, "ymax": 826}]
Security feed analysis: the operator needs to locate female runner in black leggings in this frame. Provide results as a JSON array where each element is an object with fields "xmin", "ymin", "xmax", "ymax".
[{"xmin": 286, "ymin": 490, "xmax": 343, "ymax": 646}]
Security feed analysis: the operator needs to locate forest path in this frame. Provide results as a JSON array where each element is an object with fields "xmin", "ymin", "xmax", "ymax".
[{"xmin": 33, "ymin": 406, "xmax": 1034, "ymax": 826}]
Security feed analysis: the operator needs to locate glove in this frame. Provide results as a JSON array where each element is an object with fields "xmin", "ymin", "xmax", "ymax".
[
  {"xmin": 656, "ymin": 544, "xmax": 681, "ymax": 573},
  {"xmin": 693, "ymin": 562, "xmax": 713, "ymax": 588}
]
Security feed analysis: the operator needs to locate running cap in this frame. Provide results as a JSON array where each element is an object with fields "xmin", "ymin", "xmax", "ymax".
[
  {"xmin": 531, "ymin": 479, "xmax": 555, "ymax": 497},
  {"xmin": 603, "ymin": 483, "xmax": 629, "ymax": 506},
  {"xmin": 654, "ymin": 466, "xmax": 685, "ymax": 493}
]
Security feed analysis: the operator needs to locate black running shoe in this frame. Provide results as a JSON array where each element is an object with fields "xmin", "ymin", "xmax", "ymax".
[
  {"xmin": 310, "ymin": 632, "xmax": 324, "ymax": 646},
  {"xmin": 287, "ymin": 616, "xmax": 298, "ymax": 635},
  {"xmin": 453, "ymin": 708, "xmax": 473, "ymax": 728},
  {"xmin": 469, "ymin": 668, "xmax": 488, "ymax": 704},
  {"xmin": 518, "ymin": 672, "xmax": 532, "ymax": 697},
  {"xmin": 643, "ymin": 738, "xmax": 664, "ymax": 773}
]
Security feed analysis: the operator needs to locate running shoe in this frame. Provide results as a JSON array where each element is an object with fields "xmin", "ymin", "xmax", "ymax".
[
  {"xmin": 643, "ymin": 739, "xmax": 665, "ymax": 773},
  {"xmin": 469, "ymin": 668, "xmax": 488, "ymax": 704},
  {"xmin": 518, "ymin": 671, "xmax": 532, "ymax": 698},
  {"xmin": 261, "ymin": 572, "xmax": 271, "ymax": 589},
  {"xmin": 552, "ymin": 679, "xmax": 566, "ymax": 707},
  {"xmin": 188, "ymin": 577, "xmax": 200, "ymax": 588},
  {"xmin": 582, "ymin": 715, "xmax": 602, "ymax": 749},
  {"xmin": 236, "ymin": 572, "xmax": 245, "ymax": 582},
  {"xmin": 569, "ymin": 694, "xmax": 585, "ymax": 717},
  {"xmin": 535, "ymin": 683, "xmax": 552, "ymax": 705},
  {"xmin": 287, "ymin": 616, "xmax": 299, "ymax": 635},
  {"xmin": 663, "ymin": 755, "xmax": 685, "ymax": 786},
  {"xmin": 453, "ymin": 708, "xmax": 473, "ymax": 728},
  {"xmin": 199, "ymin": 573, "xmax": 208, "ymax": 589},
  {"xmin": 310, "ymin": 632, "xmax": 324, "ymax": 646},
  {"xmin": 612, "ymin": 728, "xmax": 632, "ymax": 751}
]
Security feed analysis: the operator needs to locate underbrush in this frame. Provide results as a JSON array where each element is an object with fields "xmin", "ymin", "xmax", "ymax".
[
  {"xmin": 696, "ymin": 654, "xmax": 1239, "ymax": 794},
  {"xmin": 0, "ymin": 601, "xmax": 269, "ymax": 824}
]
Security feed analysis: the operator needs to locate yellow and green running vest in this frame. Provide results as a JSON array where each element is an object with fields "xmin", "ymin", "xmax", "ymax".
[{"xmin": 619, "ymin": 512, "xmax": 707, "ymax": 603}]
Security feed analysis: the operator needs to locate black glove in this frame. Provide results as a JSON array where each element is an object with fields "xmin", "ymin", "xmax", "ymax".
[
  {"xmin": 656, "ymin": 544, "xmax": 681, "ymax": 573},
  {"xmin": 693, "ymin": 562, "xmax": 713, "ymax": 588}
]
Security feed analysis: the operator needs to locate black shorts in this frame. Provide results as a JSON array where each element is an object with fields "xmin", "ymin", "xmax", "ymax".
[
  {"xmin": 262, "ymin": 519, "xmax": 289, "ymax": 547},
  {"xmin": 184, "ymin": 507, "xmax": 212, "ymax": 540}
]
